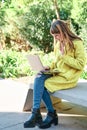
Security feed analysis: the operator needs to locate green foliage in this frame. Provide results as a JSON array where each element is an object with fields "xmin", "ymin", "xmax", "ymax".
[
  {"xmin": 81, "ymin": 61, "xmax": 87, "ymax": 79},
  {"xmin": 71, "ymin": 0, "xmax": 87, "ymax": 25},
  {"xmin": 81, "ymin": 71, "xmax": 87, "ymax": 80},
  {"xmin": 58, "ymin": 0, "xmax": 73, "ymax": 20},
  {"xmin": 18, "ymin": 0, "xmax": 73, "ymax": 53},
  {"xmin": 79, "ymin": 24, "xmax": 87, "ymax": 52},
  {"xmin": 18, "ymin": 0, "xmax": 56, "ymax": 53},
  {"xmin": 1, "ymin": 0, "xmax": 87, "ymax": 53},
  {"xmin": 0, "ymin": 1, "xmax": 7, "ymax": 27},
  {"xmin": 0, "ymin": 49, "xmax": 55, "ymax": 78},
  {"xmin": 19, "ymin": 0, "xmax": 71, "ymax": 52},
  {"xmin": 0, "ymin": 50, "xmax": 32, "ymax": 78},
  {"xmin": 71, "ymin": 0, "xmax": 87, "ymax": 51}
]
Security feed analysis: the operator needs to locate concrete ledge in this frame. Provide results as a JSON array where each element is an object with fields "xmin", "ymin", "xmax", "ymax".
[
  {"xmin": 23, "ymin": 79, "xmax": 87, "ymax": 111},
  {"xmin": 52, "ymin": 80, "xmax": 87, "ymax": 107}
]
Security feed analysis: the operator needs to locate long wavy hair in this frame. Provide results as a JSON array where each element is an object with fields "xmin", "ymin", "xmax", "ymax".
[{"xmin": 50, "ymin": 19, "xmax": 82, "ymax": 51}]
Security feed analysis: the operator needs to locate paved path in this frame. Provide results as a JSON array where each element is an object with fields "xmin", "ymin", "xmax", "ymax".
[
  {"xmin": 0, "ymin": 78, "xmax": 87, "ymax": 130},
  {"xmin": 0, "ymin": 108, "xmax": 87, "ymax": 130}
]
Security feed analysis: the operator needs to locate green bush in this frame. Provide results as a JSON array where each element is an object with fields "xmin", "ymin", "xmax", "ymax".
[
  {"xmin": 0, "ymin": 50, "xmax": 32, "ymax": 78},
  {"xmin": 19, "ymin": 0, "xmax": 55, "ymax": 53},
  {"xmin": 81, "ymin": 71, "xmax": 87, "ymax": 80}
]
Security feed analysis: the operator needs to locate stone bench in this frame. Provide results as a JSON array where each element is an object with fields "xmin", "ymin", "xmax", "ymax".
[{"xmin": 23, "ymin": 79, "xmax": 87, "ymax": 111}]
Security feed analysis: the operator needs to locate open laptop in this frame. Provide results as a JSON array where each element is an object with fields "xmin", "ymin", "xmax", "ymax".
[{"xmin": 26, "ymin": 54, "xmax": 44, "ymax": 72}]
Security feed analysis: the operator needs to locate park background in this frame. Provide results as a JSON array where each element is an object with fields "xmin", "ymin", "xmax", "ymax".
[{"xmin": 0, "ymin": 0, "xmax": 87, "ymax": 80}]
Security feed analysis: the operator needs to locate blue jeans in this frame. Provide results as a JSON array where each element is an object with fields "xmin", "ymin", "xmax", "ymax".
[{"xmin": 33, "ymin": 73, "xmax": 54, "ymax": 112}]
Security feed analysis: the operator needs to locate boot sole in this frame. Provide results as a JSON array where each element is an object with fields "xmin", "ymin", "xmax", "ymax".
[
  {"xmin": 39, "ymin": 118, "xmax": 58, "ymax": 129},
  {"xmin": 24, "ymin": 124, "xmax": 35, "ymax": 128}
]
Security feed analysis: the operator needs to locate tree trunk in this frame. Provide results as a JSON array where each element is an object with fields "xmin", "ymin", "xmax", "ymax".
[{"xmin": 52, "ymin": 0, "xmax": 60, "ymax": 19}]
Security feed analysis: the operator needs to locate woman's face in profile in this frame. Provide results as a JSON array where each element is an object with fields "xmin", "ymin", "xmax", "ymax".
[{"xmin": 51, "ymin": 33, "xmax": 62, "ymax": 41}]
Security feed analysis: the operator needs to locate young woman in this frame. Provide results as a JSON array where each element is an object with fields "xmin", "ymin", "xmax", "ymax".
[{"xmin": 24, "ymin": 19, "xmax": 86, "ymax": 129}]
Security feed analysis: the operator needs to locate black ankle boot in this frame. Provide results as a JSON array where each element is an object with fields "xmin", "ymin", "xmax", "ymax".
[
  {"xmin": 39, "ymin": 110, "xmax": 58, "ymax": 129},
  {"xmin": 24, "ymin": 108, "xmax": 42, "ymax": 128}
]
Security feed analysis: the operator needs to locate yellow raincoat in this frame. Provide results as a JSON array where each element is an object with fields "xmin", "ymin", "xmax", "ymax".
[{"xmin": 45, "ymin": 40, "xmax": 86, "ymax": 92}]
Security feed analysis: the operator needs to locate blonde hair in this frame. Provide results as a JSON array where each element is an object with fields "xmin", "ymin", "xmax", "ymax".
[{"xmin": 50, "ymin": 19, "xmax": 81, "ymax": 50}]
